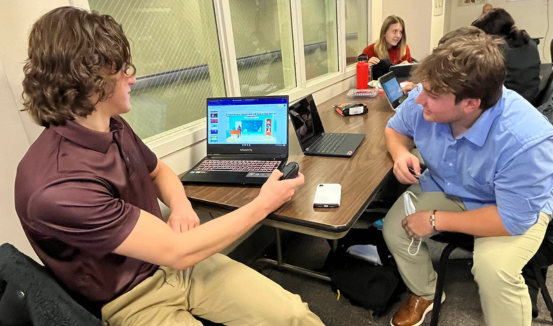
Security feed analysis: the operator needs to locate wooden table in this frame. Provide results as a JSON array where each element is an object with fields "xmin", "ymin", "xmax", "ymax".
[{"xmin": 184, "ymin": 91, "xmax": 395, "ymax": 280}]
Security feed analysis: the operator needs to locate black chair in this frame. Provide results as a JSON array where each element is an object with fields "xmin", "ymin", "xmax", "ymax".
[
  {"xmin": 429, "ymin": 233, "xmax": 553, "ymax": 326},
  {"xmin": 535, "ymin": 39, "xmax": 553, "ymax": 108},
  {"xmin": 0, "ymin": 243, "xmax": 224, "ymax": 326},
  {"xmin": 0, "ymin": 243, "xmax": 102, "ymax": 326},
  {"xmin": 536, "ymin": 67, "xmax": 553, "ymax": 107}
]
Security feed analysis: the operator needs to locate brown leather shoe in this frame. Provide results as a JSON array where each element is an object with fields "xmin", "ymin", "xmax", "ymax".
[{"xmin": 390, "ymin": 293, "xmax": 445, "ymax": 326}]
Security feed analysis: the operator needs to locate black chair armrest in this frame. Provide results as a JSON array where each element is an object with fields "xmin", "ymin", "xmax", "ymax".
[{"xmin": 0, "ymin": 281, "xmax": 32, "ymax": 326}]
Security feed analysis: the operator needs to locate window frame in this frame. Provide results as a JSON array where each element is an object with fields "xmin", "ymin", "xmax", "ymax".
[{"xmin": 82, "ymin": 0, "xmax": 371, "ymax": 166}]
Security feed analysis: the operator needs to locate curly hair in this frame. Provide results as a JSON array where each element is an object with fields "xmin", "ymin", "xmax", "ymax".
[
  {"xmin": 22, "ymin": 6, "xmax": 135, "ymax": 127},
  {"xmin": 412, "ymin": 30, "xmax": 506, "ymax": 111}
]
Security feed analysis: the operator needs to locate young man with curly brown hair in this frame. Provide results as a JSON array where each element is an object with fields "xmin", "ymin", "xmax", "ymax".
[
  {"xmin": 383, "ymin": 29, "xmax": 553, "ymax": 326},
  {"xmin": 14, "ymin": 6, "xmax": 324, "ymax": 326}
]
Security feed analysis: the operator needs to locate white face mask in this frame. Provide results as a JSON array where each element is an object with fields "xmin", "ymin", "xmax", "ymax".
[{"xmin": 404, "ymin": 191, "xmax": 422, "ymax": 256}]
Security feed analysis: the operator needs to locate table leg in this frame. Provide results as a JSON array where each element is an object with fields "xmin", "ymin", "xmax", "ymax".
[
  {"xmin": 276, "ymin": 228, "xmax": 283, "ymax": 264},
  {"xmin": 255, "ymin": 228, "xmax": 331, "ymax": 282}
]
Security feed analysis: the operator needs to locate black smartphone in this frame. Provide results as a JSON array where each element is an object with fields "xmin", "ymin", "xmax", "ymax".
[
  {"xmin": 280, "ymin": 162, "xmax": 299, "ymax": 180},
  {"xmin": 408, "ymin": 163, "xmax": 427, "ymax": 179}
]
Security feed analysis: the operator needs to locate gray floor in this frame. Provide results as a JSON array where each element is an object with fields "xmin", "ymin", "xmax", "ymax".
[{"xmin": 259, "ymin": 233, "xmax": 553, "ymax": 326}]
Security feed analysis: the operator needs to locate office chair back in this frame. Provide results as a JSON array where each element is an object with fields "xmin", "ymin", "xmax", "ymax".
[
  {"xmin": 537, "ymin": 75, "xmax": 553, "ymax": 116},
  {"xmin": 534, "ymin": 38, "xmax": 553, "ymax": 110}
]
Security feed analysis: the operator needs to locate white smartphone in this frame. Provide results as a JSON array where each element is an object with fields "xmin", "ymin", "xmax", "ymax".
[{"xmin": 313, "ymin": 184, "xmax": 342, "ymax": 208}]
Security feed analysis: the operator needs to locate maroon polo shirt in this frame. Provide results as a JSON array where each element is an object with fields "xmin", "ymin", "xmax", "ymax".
[{"xmin": 14, "ymin": 116, "xmax": 161, "ymax": 305}]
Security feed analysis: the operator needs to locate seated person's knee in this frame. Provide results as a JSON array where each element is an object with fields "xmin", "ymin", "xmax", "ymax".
[
  {"xmin": 473, "ymin": 252, "xmax": 519, "ymax": 287},
  {"xmin": 281, "ymin": 301, "xmax": 311, "ymax": 324}
]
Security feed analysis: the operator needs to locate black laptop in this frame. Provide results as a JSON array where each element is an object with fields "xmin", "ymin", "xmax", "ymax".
[
  {"xmin": 289, "ymin": 94, "xmax": 365, "ymax": 157},
  {"xmin": 389, "ymin": 63, "xmax": 415, "ymax": 82},
  {"xmin": 180, "ymin": 96, "xmax": 289, "ymax": 186}
]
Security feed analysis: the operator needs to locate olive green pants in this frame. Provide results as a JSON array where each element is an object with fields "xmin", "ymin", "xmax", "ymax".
[
  {"xmin": 102, "ymin": 254, "xmax": 324, "ymax": 326},
  {"xmin": 382, "ymin": 183, "xmax": 549, "ymax": 326}
]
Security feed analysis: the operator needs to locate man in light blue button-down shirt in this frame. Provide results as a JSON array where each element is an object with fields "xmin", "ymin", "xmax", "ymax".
[{"xmin": 383, "ymin": 29, "xmax": 553, "ymax": 326}]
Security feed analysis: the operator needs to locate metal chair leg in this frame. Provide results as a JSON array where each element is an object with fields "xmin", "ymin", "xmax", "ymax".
[
  {"xmin": 533, "ymin": 261, "xmax": 553, "ymax": 321},
  {"xmin": 430, "ymin": 243, "xmax": 459, "ymax": 326}
]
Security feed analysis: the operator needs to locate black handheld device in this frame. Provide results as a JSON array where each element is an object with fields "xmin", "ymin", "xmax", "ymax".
[
  {"xmin": 408, "ymin": 163, "xmax": 428, "ymax": 179},
  {"xmin": 280, "ymin": 162, "xmax": 299, "ymax": 180}
]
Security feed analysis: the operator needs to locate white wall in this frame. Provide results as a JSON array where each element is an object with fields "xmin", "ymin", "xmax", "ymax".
[
  {"xmin": 0, "ymin": 58, "xmax": 38, "ymax": 261},
  {"xmin": 0, "ymin": 0, "xmax": 75, "ymax": 261},
  {"xmin": 445, "ymin": 0, "xmax": 552, "ymax": 63},
  {"xmin": 430, "ymin": 0, "xmax": 446, "ymax": 51},
  {"xmin": 371, "ymin": 0, "xmax": 383, "ymax": 43},
  {"xmin": 382, "ymin": 0, "xmax": 433, "ymax": 60}
]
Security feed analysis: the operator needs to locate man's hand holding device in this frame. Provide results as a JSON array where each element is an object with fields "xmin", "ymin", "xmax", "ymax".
[
  {"xmin": 257, "ymin": 165, "xmax": 304, "ymax": 214},
  {"xmin": 280, "ymin": 162, "xmax": 300, "ymax": 180},
  {"xmin": 393, "ymin": 151, "xmax": 428, "ymax": 185}
]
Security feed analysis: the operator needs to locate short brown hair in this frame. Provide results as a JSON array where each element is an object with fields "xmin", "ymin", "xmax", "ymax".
[
  {"xmin": 22, "ymin": 6, "xmax": 135, "ymax": 127},
  {"xmin": 412, "ymin": 30, "xmax": 505, "ymax": 111},
  {"xmin": 438, "ymin": 26, "xmax": 483, "ymax": 46}
]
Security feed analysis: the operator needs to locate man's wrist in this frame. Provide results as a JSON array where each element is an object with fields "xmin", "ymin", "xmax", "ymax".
[
  {"xmin": 250, "ymin": 198, "xmax": 272, "ymax": 218},
  {"xmin": 171, "ymin": 198, "xmax": 193, "ymax": 212},
  {"xmin": 391, "ymin": 148, "xmax": 412, "ymax": 162}
]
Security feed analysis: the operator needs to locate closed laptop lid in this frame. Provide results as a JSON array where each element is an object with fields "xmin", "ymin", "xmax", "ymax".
[
  {"xmin": 206, "ymin": 96, "xmax": 289, "ymax": 157},
  {"xmin": 389, "ymin": 63, "xmax": 415, "ymax": 78},
  {"xmin": 289, "ymin": 94, "xmax": 325, "ymax": 150}
]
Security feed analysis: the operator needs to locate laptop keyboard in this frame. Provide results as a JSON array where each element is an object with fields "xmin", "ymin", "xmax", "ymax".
[
  {"xmin": 308, "ymin": 133, "xmax": 347, "ymax": 153},
  {"xmin": 195, "ymin": 160, "xmax": 281, "ymax": 173}
]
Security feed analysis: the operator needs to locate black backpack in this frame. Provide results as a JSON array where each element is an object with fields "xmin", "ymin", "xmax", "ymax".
[
  {"xmin": 325, "ymin": 227, "xmax": 406, "ymax": 316},
  {"xmin": 371, "ymin": 60, "xmax": 394, "ymax": 80}
]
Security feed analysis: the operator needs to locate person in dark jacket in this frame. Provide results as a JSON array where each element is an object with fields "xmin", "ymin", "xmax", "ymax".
[{"xmin": 472, "ymin": 8, "xmax": 541, "ymax": 105}]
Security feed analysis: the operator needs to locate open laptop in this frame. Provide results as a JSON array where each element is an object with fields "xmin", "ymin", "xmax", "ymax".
[
  {"xmin": 389, "ymin": 63, "xmax": 415, "ymax": 82},
  {"xmin": 180, "ymin": 96, "xmax": 289, "ymax": 186},
  {"xmin": 379, "ymin": 72, "xmax": 409, "ymax": 112},
  {"xmin": 289, "ymin": 94, "xmax": 365, "ymax": 157}
]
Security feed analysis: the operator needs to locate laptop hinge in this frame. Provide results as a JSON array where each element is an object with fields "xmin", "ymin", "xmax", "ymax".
[{"xmin": 209, "ymin": 154, "xmax": 283, "ymax": 160}]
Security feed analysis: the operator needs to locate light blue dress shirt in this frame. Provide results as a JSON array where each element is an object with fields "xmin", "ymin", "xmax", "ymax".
[{"xmin": 387, "ymin": 85, "xmax": 553, "ymax": 235}]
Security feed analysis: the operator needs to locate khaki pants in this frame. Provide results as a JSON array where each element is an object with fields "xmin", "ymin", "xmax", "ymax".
[
  {"xmin": 102, "ymin": 254, "xmax": 324, "ymax": 326},
  {"xmin": 382, "ymin": 183, "xmax": 549, "ymax": 326}
]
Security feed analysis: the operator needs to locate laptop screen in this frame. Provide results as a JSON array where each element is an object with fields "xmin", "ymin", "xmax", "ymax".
[
  {"xmin": 289, "ymin": 95, "xmax": 324, "ymax": 148},
  {"xmin": 206, "ymin": 96, "xmax": 289, "ymax": 156},
  {"xmin": 380, "ymin": 72, "xmax": 408, "ymax": 111}
]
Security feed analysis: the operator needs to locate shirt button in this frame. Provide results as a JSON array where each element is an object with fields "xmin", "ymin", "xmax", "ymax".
[
  {"xmin": 447, "ymin": 182, "xmax": 451, "ymax": 186},
  {"xmin": 449, "ymin": 163, "xmax": 453, "ymax": 166},
  {"xmin": 126, "ymin": 157, "xmax": 130, "ymax": 162}
]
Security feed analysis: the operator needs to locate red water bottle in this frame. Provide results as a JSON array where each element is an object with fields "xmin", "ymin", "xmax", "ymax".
[{"xmin": 356, "ymin": 54, "xmax": 369, "ymax": 89}]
